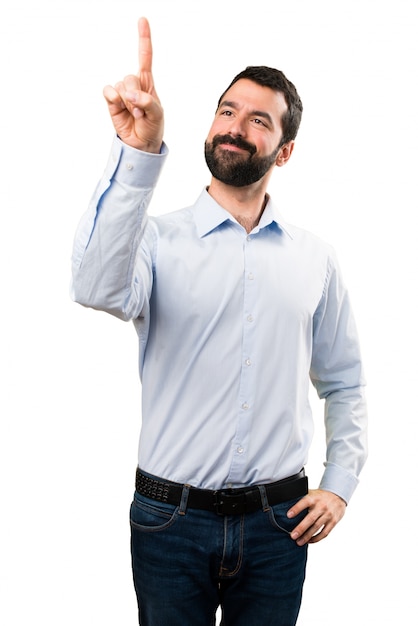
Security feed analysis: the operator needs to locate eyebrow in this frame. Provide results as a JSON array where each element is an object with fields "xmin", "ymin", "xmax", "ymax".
[{"xmin": 219, "ymin": 100, "xmax": 274, "ymax": 126}]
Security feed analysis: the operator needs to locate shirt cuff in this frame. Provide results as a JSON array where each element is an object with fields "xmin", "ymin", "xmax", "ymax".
[
  {"xmin": 103, "ymin": 135, "xmax": 168, "ymax": 188},
  {"xmin": 319, "ymin": 462, "xmax": 360, "ymax": 504}
]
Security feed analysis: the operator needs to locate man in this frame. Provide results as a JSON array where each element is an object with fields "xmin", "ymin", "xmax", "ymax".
[{"xmin": 71, "ymin": 17, "xmax": 367, "ymax": 626}]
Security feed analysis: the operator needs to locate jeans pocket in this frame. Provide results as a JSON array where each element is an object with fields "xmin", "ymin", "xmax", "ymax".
[
  {"xmin": 267, "ymin": 497, "xmax": 307, "ymax": 535},
  {"xmin": 130, "ymin": 492, "xmax": 179, "ymax": 533}
]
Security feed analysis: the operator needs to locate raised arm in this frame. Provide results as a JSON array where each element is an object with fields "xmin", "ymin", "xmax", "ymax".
[
  {"xmin": 71, "ymin": 17, "xmax": 167, "ymax": 320},
  {"xmin": 103, "ymin": 17, "xmax": 164, "ymax": 153}
]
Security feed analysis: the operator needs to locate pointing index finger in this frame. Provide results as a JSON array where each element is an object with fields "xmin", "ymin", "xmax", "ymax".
[{"xmin": 138, "ymin": 17, "xmax": 153, "ymax": 75}]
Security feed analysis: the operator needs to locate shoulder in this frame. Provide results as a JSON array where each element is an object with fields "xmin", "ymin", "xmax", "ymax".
[
  {"xmin": 281, "ymin": 221, "xmax": 338, "ymax": 270},
  {"xmin": 149, "ymin": 205, "xmax": 195, "ymax": 232}
]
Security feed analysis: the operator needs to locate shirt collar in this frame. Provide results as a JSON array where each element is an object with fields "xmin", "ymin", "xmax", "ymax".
[
  {"xmin": 193, "ymin": 188, "xmax": 294, "ymax": 240},
  {"xmin": 257, "ymin": 197, "xmax": 294, "ymax": 239},
  {"xmin": 194, "ymin": 189, "xmax": 231, "ymax": 237}
]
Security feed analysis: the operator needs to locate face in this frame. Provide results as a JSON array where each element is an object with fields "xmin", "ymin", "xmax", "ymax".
[{"xmin": 205, "ymin": 78, "xmax": 292, "ymax": 187}]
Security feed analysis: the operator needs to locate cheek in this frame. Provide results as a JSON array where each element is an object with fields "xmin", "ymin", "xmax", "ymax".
[{"xmin": 207, "ymin": 118, "xmax": 229, "ymax": 141}]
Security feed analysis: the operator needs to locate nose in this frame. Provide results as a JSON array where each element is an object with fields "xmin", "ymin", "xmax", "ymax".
[{"xmin": 227, "ymin": 114, "xmax": 247, "ymax": 138}]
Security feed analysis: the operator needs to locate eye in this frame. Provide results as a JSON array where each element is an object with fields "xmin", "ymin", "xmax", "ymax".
[
  {"xmin": 220, "ymin": 109, "xmax": 233, "ymax": 117},
  {"xmin": 253, "ymin": 117, "xmax": 266, "ymax": 126}
]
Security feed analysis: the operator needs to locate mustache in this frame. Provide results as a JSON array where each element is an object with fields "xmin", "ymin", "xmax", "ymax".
[{"xmin": 211, "ymin": 134, "xmax": 257, "ymax": 156}]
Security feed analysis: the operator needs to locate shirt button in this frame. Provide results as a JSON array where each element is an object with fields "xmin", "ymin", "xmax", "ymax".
[
  {"xmin": 242, "ymin": 402, "xmax": 249, "ymax": 410},
  {"xmin": 237, "ymin": 446, "xmax": 244, "ymax": 454},
  {"xmin": 247, "ymin": 314, "xmax": 254, "ymax": 322},
  {"xmin": 245, "ymin": 359, "xmax": 251, "ymax": 366},
  {"xmin": 126, "ymin": 163, "xmax": 133, "ymax": 170},
  {"xmin": 248, "ymin": 273, "xmax": 254, "ymax": 280},
  {"xmin": 246, "ymin": 235, "xmax": 251, "ymax": 241}
]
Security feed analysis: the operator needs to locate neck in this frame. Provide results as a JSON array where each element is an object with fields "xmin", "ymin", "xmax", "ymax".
[{"xmin": 207, "ymin": 179, "xmax": 269, "ymax": 233}]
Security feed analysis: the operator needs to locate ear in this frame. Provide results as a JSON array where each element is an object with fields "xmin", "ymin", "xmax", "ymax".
[{"xmin": 275, "ymin": 141, "xmax": 295, "ymax": 167}]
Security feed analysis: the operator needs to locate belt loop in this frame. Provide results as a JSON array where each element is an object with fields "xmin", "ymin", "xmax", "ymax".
[
  {"xmin": 258, "ymin": 485, "xmax": 270, "ymax": 512},
  {"xmin": 179, "ymin": 484, "xmax": 191, "ymax": 515}
]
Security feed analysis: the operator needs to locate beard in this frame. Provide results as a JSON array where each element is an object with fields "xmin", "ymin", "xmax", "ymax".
[{"xmin": 204, "ymin": 134, "xmax": 280, "ymax": 187}]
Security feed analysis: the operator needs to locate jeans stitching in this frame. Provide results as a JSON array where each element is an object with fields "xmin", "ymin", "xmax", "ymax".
[
  {"xmin": 219, "ymin": 514, "xmax": 245, "ymax": 578},
  {"xmin": 266, "ymin": 497, "xmax": 306, "ymax": 536},
  {"xmin": 130, "ymin": 496, "xmax": 179, "ymax": 533}
]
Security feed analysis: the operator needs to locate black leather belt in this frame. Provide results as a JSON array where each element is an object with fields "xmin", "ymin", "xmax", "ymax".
[{"xmin": 135, "ymin": 468, "xmax": 308, "ymax": 515}]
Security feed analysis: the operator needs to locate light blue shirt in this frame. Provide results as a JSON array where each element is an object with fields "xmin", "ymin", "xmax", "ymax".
[{"xmin": 72, "ymin": 136, "xmax": 367, "ymax": 503}]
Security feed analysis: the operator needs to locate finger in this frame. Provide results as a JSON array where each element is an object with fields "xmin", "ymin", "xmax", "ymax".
[
  {"xmin": 137, "ymin": 16, "xmax": 153, "ymax": 75},
  {"xmin": 290, "ymin": 512, "xmax": 316, "ymax": 542},
  {"xmin": 293, "ymin": 518, "xmax": 327, "ymax": 545},
  {"xmin": 103, "ymin": 84, "xmax": 127, "ymax": 111},
  {"xmin": 308, "ymin": 525, "xmax": 328, "ymax": 544},
  {"xmin": 287, "ymin": 494, "xmax": 310, "ymax": 519},
  {"xmin": 106, "ymin": 77, "xmax": 145, "ymax": 111}
]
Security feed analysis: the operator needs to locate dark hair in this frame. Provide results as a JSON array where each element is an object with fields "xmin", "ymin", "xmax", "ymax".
[{"xmin": 217, "ymin": 66, "xmax": 303, "ymax": 147}]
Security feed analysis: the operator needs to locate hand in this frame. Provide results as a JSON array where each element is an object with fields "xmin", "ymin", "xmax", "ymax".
[
  {"xmin": 287, "ymin": 489, "xmax": 346, "ymax": 546},
  {"xmin": 103, "ymin": 17, "xmax": 164, "ymax": 153}
]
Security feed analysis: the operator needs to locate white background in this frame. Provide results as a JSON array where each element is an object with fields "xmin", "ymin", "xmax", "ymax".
[{"xmin": 1, "ymin": 0, "xmax": 417, "ymax": 623}]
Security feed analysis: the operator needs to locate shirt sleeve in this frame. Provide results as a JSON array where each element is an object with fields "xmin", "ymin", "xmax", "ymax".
[
  {"xmin": 70, "ymin": 136, "xmax": 168, "ymax": 320},
  {"xmin": 310, "ymin": 249, "xmax": 368, "ymax": 503}
]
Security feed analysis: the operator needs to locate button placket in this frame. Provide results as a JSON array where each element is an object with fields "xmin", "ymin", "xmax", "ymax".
[{"xmin": 228, "ymin": 234, "xmax": 258, "ymax": 481}]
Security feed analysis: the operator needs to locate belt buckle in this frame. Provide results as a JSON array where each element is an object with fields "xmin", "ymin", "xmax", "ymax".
[{"xmin": 213, "ymin": 489, "xmax": 246, "ymax": 515}]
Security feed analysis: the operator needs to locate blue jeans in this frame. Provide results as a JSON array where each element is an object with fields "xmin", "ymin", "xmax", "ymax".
[{"xmin": 130, "ymin": 483, "xmax": 308, "ymax": 625}]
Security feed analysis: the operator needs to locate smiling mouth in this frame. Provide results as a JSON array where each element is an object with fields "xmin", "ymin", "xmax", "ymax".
[
  {"xmin": 216, "ymin": 143, "xmax": 253, "ymax": 159},
  {"xmin": 212, "ymin": 135, "xmax": 257, "ymax": 156},
  {"xmin": 219, "ymin": 143, "xmax": 247, "ymax": 152}
]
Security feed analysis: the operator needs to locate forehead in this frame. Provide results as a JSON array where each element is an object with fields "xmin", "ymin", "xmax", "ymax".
[{"xmin": 219, "ymin": 78, "xmax": 288, "ymax": 126}]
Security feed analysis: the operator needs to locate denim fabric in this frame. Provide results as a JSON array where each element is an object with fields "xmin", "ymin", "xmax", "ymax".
[{"xmin": 130, "ymin": 486, "xmax": 308, "ymax": 625}]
